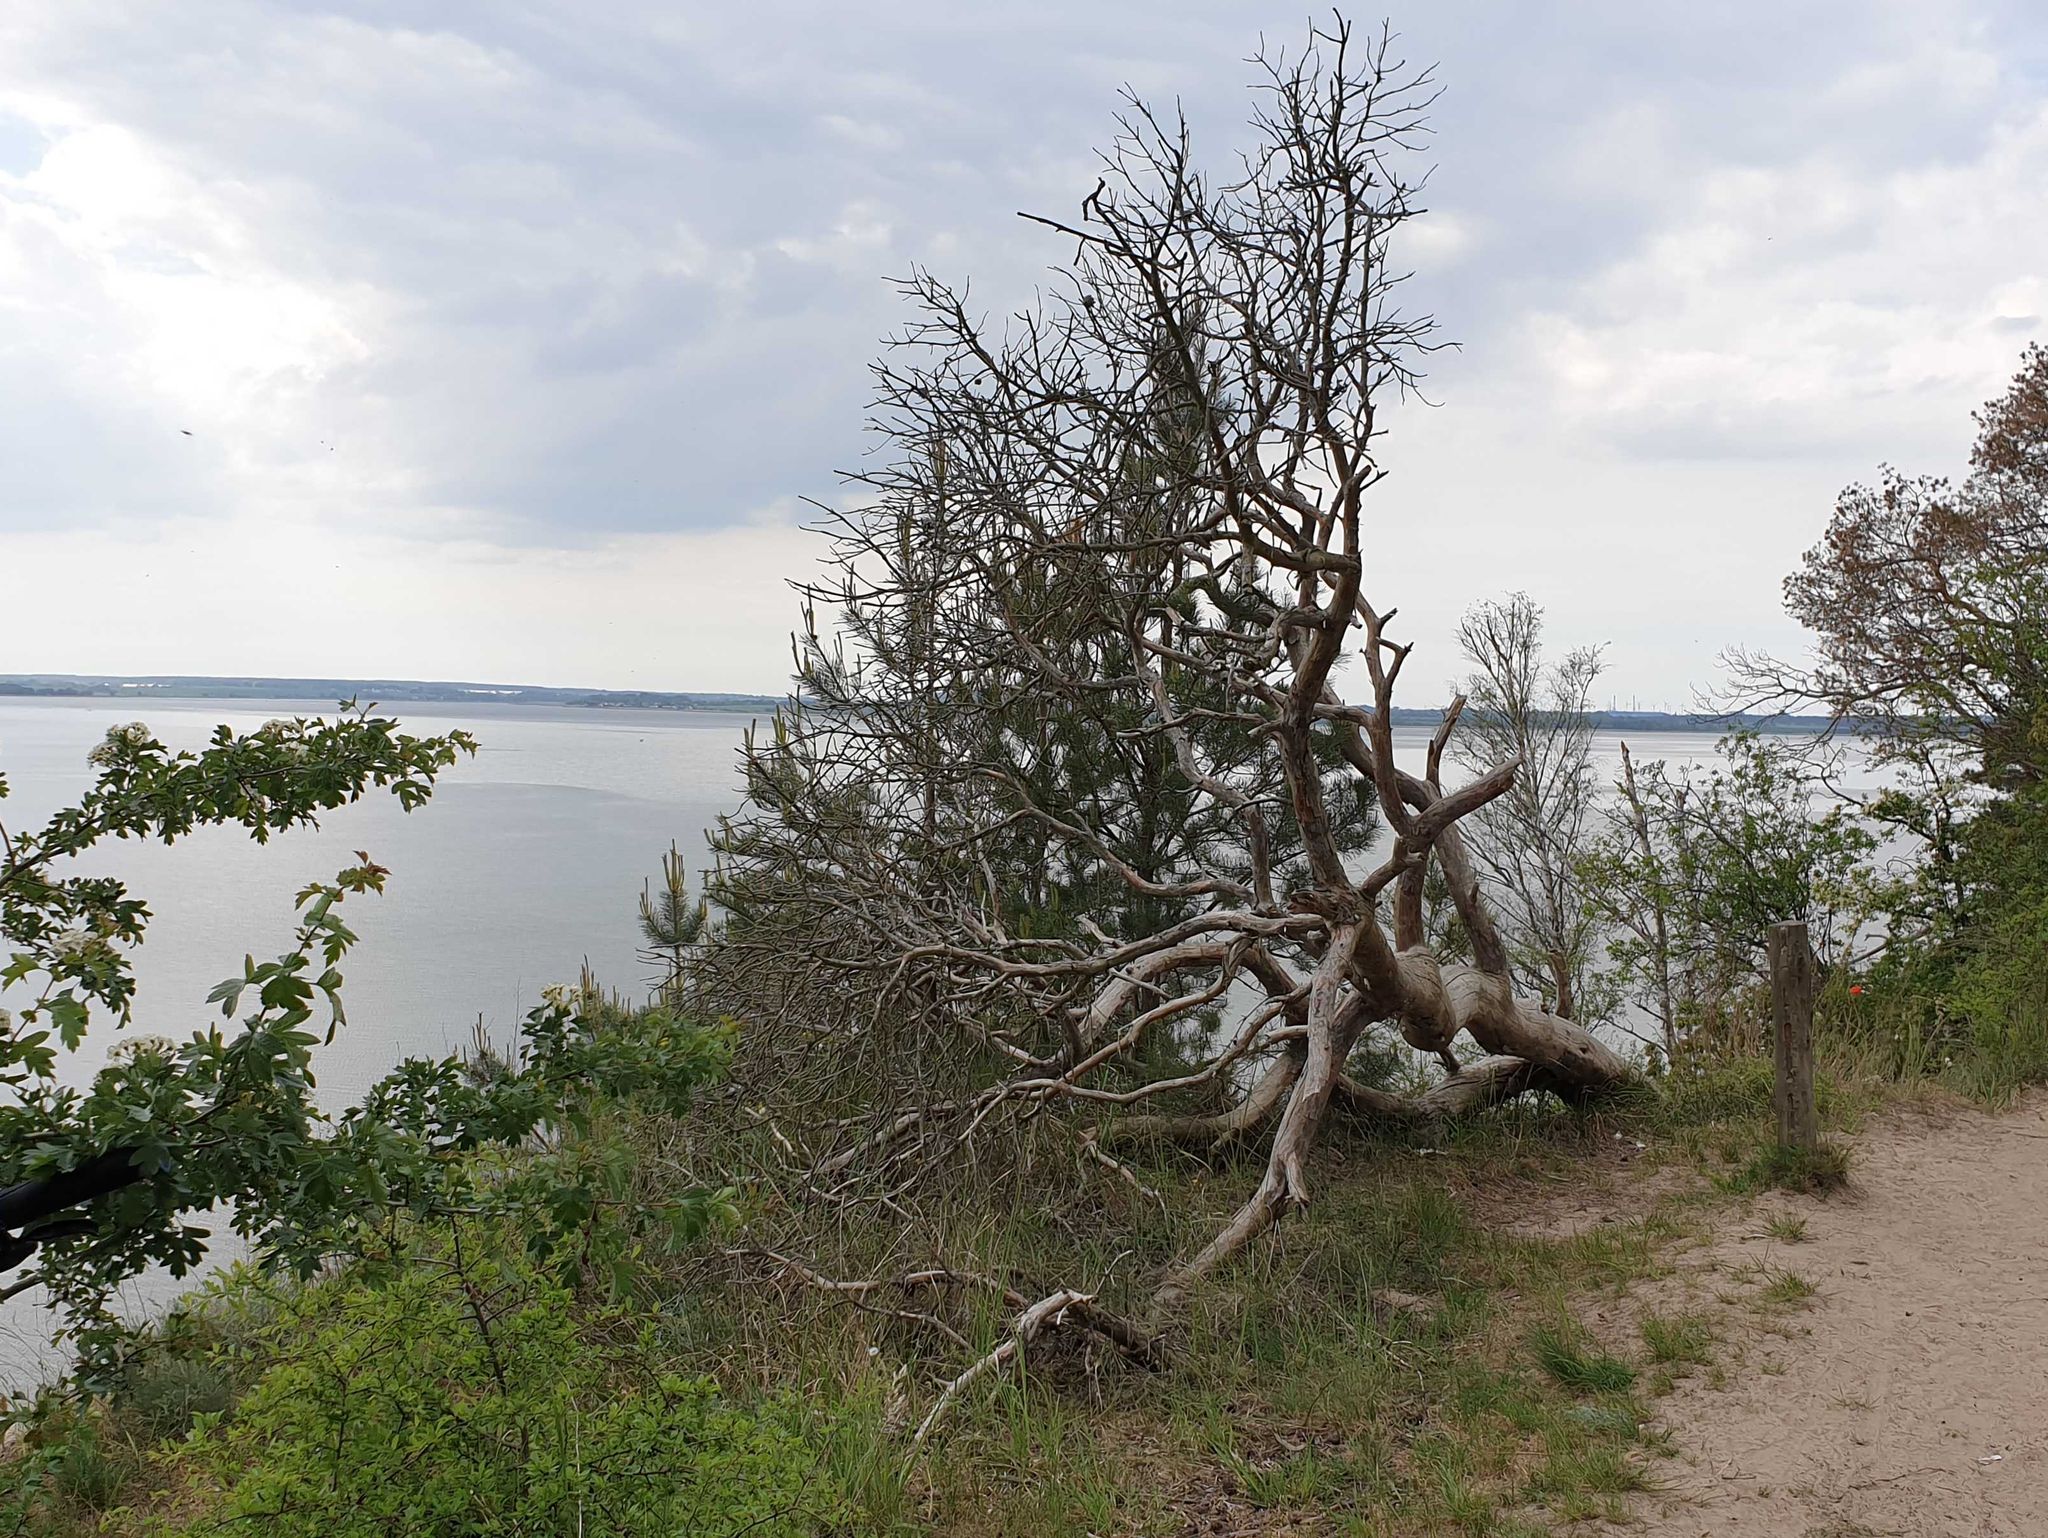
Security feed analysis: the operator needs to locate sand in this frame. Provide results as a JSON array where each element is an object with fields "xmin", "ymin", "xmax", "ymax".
[{"xmin": 1639, "ymin": 1092, "xmax": 2048, "ymax": 1537}]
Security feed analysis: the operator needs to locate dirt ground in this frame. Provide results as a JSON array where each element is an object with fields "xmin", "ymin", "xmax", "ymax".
[{"xmin": 1635, "ymin": 1092, "xmax": 2048, "ymax": 1537}]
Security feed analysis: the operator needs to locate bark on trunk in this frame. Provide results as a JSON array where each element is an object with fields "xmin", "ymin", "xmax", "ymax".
[
  {"xmin": 1333, "ymin": 1054, "xmax": 1561, "ymax": 1122},
  {"xmin": 1094, "ymin": 1044, "xmax": 1304, "ymax": 1149}
]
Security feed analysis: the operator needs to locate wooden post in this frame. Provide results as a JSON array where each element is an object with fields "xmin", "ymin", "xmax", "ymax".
[{"xmin": 1768, "ymin": 921, "xmax": 1819, "ymax": 1151}]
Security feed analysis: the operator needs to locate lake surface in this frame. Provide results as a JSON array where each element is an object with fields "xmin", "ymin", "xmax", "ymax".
[
  {"xmin": 0, "ymin": 695, "xmax": 1754, "ymax": 1381},
  {"xmin": 0, "ymin": 695, "xmax": 765, "ymax": 1381},
  {"xmin": 1, "ymin": 698, "xmax": 766, "ymax": 1100}
]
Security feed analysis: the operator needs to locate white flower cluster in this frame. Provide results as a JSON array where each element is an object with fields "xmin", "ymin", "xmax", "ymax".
[
  {"xmin": 48, "ymin": 927, "xmax": 95, "ymax": 959},
  {"xmin": 86, "ymin": 720, "xmax": 154, "ymax": 768},
  {"xmin": 0, "ymin": 1006, "xmax": 12, "ymax": 1033},
  {"xmin": 541, "ymin": 983, "xmax": 579, "ymax": 1011},
  {"xmin": 258, "ymin": 719, "xmax": 312, "ymax": 761},
  {"xmin": 109, "ymin": 1033, "xmax": 176, "ymax": 1063}
]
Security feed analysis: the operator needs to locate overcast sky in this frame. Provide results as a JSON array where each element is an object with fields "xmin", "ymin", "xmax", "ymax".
[{"xmin": 2, "ymin": 2, "xmax": 2042, "ymax": 706}]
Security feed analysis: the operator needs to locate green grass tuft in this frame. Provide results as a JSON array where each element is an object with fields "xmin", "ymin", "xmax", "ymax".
[
  {"xmin": 1640, "ymin": 1312, "xmax": 1715, "ymax": 1367},
  {"xmin": 1757, "ymin": 1267, "xmax": 1819, "ymax": 1306},
  {"xmin": 1737, "ymin": 1139, "xmax": 1852, "ymax": 1194},
  {"xmin": 1763, "ymin": 1212, "xmax": 1810, "ymax": 1243},
  {"xmin": 1527, "ymin": 1322, "xmax": 1637, "ymax": 1393}
]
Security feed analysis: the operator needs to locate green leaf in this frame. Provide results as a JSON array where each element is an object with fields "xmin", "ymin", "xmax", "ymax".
[{"xmin": 47, "ymin": 994, "xmax": 89, "ymax": 1050}]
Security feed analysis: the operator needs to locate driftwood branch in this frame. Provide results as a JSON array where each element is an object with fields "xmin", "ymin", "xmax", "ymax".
[{"xmin": 910, "ymin": 1285, "xmax": 1159, "ymax": 1447}]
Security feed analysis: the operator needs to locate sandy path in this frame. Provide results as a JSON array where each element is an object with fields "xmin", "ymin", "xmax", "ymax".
[{"xmin": 1639, "ymin": 1092, "xmax": 2048, "ymax": 1537}]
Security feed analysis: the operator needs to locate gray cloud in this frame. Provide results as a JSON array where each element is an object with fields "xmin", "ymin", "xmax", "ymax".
[{"xmin": 0, "ymin": 0, "xmax": 2043, "ymax": 702}]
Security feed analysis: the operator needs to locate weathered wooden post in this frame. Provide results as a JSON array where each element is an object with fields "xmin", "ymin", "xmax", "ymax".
[{"xmin": 1768, "ymin": 921, "xmax": 1819, "ymax": 1151}]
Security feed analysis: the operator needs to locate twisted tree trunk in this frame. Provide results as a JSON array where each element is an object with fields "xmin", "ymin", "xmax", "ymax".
[{"xmin": 697, "ymin": 17, "xmax": 1640, "ymax": 1383}]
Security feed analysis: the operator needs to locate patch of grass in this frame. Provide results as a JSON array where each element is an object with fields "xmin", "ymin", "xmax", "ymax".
[
  {"xmin": 812, "ymin": 1378, "xmax": 912, "ymax": 1532},
  {"xmin": 43, "ymin": 1090, "xmax": 1730, "ymax": 1538},
  {"xmin": 1763, "ymin": 1212, "xmax": 1810, "ymax": 1243},
  {"xmin": 1527, "ymin": 1440, "xmax": 1653, "ymax": 1518},
  {"xmin": 1491, "ymin": 1212, "xmax": 1693, "ymax": 1303},
  {"xmin": 906, "ymin": 1135, "xmax": 1693, "ymax": 1535},
  {"xmin": 1757, "ymin": 1267, "xmax": 1819, "ymax": 1306},
  {"xmin": 1265, "ymin": 1339, "xmax": 1399, "ymax": 1424},
  {"xmin": 1408, "ymin": 1433, "xmax": 1495, "ymax": 1534},
  {"xmin": 1225, "ymin": 1443, "xmax": 1352, "ymax": 1508},
  {"xmin": 1640, "ymin": 1312, "xmax": 1715, "ymax": 1367},
  {"xmin": 1653, "ymin": 1056, "xmax": 1776, "ymax": 1126},
  {"xmin": 1448, "ymin": 1362, "xmax": 1548, "ymax": 1435},
  {"xmin": 1559, "ymin": 1400, "xmax": 1641, "ymax": 1439},
  {"xmin": 115, "ymin": 1352, "xmax": 235, "ymax": 1441},
  {"xmin": 1527, "ymin": 1321, "xmax": 1636, "ymax": 1393},
  {"xmin": 50, "ymin": 1430, "xmax": 129, "ymax": 1516},
  {"xmin": 1516, "ymin": 1388, "xmax": 1658, "ymax": 1524},
  {"xmin": 1732, "ymin": 1139, "xmax": 1852, "ymax": 1194}
]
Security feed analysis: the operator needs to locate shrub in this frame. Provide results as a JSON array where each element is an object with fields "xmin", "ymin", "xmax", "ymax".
[
  {"xmin": 156, "ymin": 1238, "xmax": 851, "ymax": 1537},
  {"xmin": 1825, "ymin": 852, "xmax": 2048, "ymax": 1104}
]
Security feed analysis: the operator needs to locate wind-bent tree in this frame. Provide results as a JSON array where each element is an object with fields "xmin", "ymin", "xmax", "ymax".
[{"xmin": 700, "ymin": 20, "xmax": 1631, "ymax": 1336}]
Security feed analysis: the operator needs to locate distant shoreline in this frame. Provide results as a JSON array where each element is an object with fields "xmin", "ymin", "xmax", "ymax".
[
  {"xmin": 0, "ymin": 674, "xmax": 787, "ymax": 714},
  {"xmin": 0, "ymin": 674, "xmax": 1846, "ymax": 733}
]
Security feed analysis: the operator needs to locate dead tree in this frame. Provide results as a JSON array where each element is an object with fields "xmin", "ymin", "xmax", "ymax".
[{"xmin": 700, "ymin": 21, "xmax": 1632, "ymax": 1341}]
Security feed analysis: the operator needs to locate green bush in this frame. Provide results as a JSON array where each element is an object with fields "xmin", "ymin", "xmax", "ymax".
[
  {"xmin": 1939, "ymin": 874, "xmax": 2048, "ymax": 1100},
  {"xmin": 154, "ymin": 1239, "xmax": 852, "ymax": 1537},
  {"xmin": 1830, "ymin": 844, "xmax": 2048, "ymax": 1104},
  {"xmin": 1824, "ymin": 778, "xmax": 2048, "ymax": 1101}
]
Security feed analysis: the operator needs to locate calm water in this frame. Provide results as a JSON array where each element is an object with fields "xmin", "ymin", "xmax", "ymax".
[
  {"xmin": 0, "ymin": 698, "xmax": 764, "ymax": 1099},
  {"xmin": 0, "ymin": 696, "xmax": 764, "ymax": 1381},
  {"xmin": 0, "ymin": 696, "xmax": 1749, "ymax": 1380}
]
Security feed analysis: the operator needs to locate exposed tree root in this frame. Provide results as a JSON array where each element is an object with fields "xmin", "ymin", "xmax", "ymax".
[
  {"xmin": 913, "ymin": 1289, "xmax": 1097, "ymax": 1447},
  {"xmin": 1099, "ymin": 1048, "xmax": 1570, "ymax": 1153},
  {"xmin": 1151, "ymin": 944, "xmax": 1371, "ymax": 1315},
  {"xmin": 730, "ymin": 1248, "xmax": 1163, "ymax": 1450}
]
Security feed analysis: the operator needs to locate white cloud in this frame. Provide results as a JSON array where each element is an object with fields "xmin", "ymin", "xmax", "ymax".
[
  {"xmin": 0, "ymin": 0, "xmax": 2040, "ymax": 709},
  {"xmin": 0, "ymin": 514, "xmax": 821, "ymax": 692},
  {"xmin": 1401, "ymin": 208, "xmax": 1481, "ymax": 270},
  {"xmin": 770, "ymin": 201, "xmax": 896, "ymax": 269},
  {"xmin": 1515, "ymin": 74, "xmax": 2046, "ymax": 465},
  {"xmin": 0, "ymin": 104, "xmax": 406, "ymax": 534}
]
